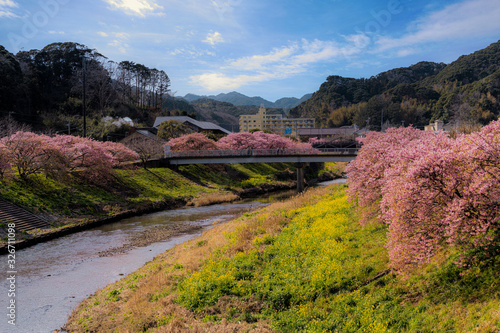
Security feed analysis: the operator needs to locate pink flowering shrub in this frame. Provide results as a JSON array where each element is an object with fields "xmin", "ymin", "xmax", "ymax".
[
  {"xmin": 217, "ymin": 131, "xmax": 312, "ymax": 150},
  {"xmin": 166, "ymin": 133, "xmax": 218, "ymax": 151},
  {"xmin": 347, "ymin": 121, "xmax": 500, "ymax": 273}
]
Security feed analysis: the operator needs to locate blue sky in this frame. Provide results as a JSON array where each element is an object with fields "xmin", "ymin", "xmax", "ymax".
[{"xmin": 1, "ymin": 0, "xmax": 499, "ymax": 101}]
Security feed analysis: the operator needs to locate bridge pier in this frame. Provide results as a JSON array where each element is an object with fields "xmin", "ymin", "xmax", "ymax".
[{"xmin": 295, "ymin": 162, "xmax": 306, "ymax": 193}]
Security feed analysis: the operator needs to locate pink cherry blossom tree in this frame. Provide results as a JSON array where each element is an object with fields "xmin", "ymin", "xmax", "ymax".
[
  {"xmin": 1, "ymin": 131, "xmax": 67, "ymax": 180},
  {"xmin": 349, "ymin": 120, "xmax": 500, "ymax": 273},
  {"xmin": 379, "ymin": 132, "xmax": 456, "ymax": 272},
  {"xmin": 100, "ymin": 141, "xmax": 138, "ymax": 166},
  {"xmin": 217, "ymin": 131, "xmax": 312, "ymax": 150},
  {"xmin": 383, "ymin": 121, "xmax": 500, "ymax": 273},
  {"xmin": 51, "ymin": 135, "xmax": 113, "ymax": 171},
  {"xmin": 166, "ymin": 133, "xmax": 218, "ymax": 151},
  {"xmin": 345, "ymin": 126, "xmax": 431, "ymax": 223}
]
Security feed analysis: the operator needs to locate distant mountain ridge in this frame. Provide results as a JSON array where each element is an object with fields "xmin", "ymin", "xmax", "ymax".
[
  {"xmin": 290, "ymin": 40, "xmax": 500, "ymax": 130},
  {"xmin": 182, "ymin": 91, "xmax": 312, "ymax": 109}
]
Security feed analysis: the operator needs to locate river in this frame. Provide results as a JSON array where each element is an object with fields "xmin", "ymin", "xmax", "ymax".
[{"xmin": 0, "ymin": 190, "xmax": 299, "ymax": 333}]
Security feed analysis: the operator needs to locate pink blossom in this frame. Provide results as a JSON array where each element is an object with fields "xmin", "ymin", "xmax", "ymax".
[
  {"xmin": 217, "ymin": 131, "xmax": 312, "ymax": 150},
  {"xmin": 346, "ymin": 121, "xmax": 500, "ymax": 273},
  {"xmin": 166, "ymin": 133, "xmax": 218, "ymax": 151}
]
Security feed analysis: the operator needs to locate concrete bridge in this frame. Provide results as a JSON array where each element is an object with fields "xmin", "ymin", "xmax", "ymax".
[{"xmin": 161, "ymin": 148, "xmax": 358, "ymax": 192}]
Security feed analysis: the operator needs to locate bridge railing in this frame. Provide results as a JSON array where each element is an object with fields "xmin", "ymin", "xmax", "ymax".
[{"xmin": 165, "ymin": 148, "xmax": 358, "ymax": 158}]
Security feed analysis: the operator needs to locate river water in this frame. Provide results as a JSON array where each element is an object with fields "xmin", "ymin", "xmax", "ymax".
[{"xmin": 0, "ymin": 192, "xmax": 298, "ymax": 333}]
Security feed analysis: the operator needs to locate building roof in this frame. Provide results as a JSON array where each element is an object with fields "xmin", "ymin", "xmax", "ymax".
[
  {"xmin": 120, "ymin": 130, "xmax": 165, "ymax": 143},
  {"xmin": 297, "ymin": 126, "xmax": 360, "ymax": 137},
  {"xmin": 135, "ymin": 130, "xmax": 163, "ymax": 141},
  {"xmin": 153, "ymin": 116, "xmax": 231, "ymax": 134}
]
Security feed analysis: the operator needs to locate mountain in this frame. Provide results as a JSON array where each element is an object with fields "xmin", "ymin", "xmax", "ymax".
[
  {"xmin": 291, "ymin": 40, "xmax": 500, "ymax": 130},
  {"xmin": 189, "ymin": 98, "xmax": 254, "ymax": 132},
  {"xmin": 274, "ymin": 94, "xmax": 313, "ymax": 109},
  {"xmin": 182, "ymin": 91, "xmax": 311, "ymax": 109}
]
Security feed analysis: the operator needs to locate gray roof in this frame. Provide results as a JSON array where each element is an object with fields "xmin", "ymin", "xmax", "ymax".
[
  {"xmin": 153, "ymin": 116, "xmax": 231, "ymax": 134},
  {"xmin": 136, "ymin": 130, "xmax": 163, "ymax": 141}
]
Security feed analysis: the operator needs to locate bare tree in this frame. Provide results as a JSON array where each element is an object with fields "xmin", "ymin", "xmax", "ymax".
[
  {"xmin": 122, "ymin": 134, "xmax": 165, "ymax": 169},
  {"xmin": 0, "ymin": 116, "xmax": 32, "ymax": 138}
]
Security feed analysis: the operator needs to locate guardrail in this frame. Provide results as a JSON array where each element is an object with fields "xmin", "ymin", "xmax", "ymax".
[{"xmin": 164, "ymin": 148, "xmax": 358, "ymax": 158}]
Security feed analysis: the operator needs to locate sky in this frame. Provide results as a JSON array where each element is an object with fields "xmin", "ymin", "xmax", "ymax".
[{"xmin": 1, "ymin": 0, "xmax": 500, "ymax": 102}]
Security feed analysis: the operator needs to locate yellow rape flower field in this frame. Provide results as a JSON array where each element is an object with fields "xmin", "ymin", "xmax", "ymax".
[{"xmin": 64, "ymin": 184, "xmax": 500, "ymax": 333}]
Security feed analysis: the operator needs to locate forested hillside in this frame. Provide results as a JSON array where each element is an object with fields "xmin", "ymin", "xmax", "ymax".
[
  {"xmin": 189, "ymin": 98, "xmax": 254, "ymax": 132},
  {"xmin": 0, "ymin": 42, "xmax": 181, "ymax": 139},
  {"xmin": 291, "ymin": 40, "xmax": 500, "ymax": 130}
]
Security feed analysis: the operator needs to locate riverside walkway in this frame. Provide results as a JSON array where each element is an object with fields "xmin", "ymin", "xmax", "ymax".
[{"xmin": 161, "ymin": 148, "xmax": 358, "ymax": 192}]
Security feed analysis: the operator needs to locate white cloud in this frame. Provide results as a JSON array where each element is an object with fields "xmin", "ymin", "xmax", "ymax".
[
  {"xmin": 397, "ymin": 48, "xmax": 418, "ymax": 57},
  {"xmin": 0, "ymin": 0, "xmax": 18, "ymax": 18},
  {"xmin": 48, "ymin": 31, "xmax": 65, "ymax": 35},
  {"xmin": 294, "ymin": 38, "xmax": 363, "ymax": 64},
  {"xmin": 203, "ymin": 31, "xmax": 224, "ymax": 45},
  {"xmin": 114, "ymin": 32, "xmax": 130, "ymax": 39},
  {"xmin": 190, "ymin": 72, "xmax": 276, "ymax": 91},
  {"xmin": 0, "ymin": 9, "xmax": 16, "ymax": 17},
  {"xmin": 0, "ymin": 0, "xmax": 17, "ymax": 7},
  {"xmin": 170, "ymin": 47, "xmax": 215, "ymax": 58},
  {"xmin": 98, "ymin": 31, "xmax": 109, "ymax": 37},
  {"xmin": 108, "ymin": 39, "xmax": 129, "ymax": 54},
  {"xmin": 227, "ymin": 45, "xmax": 298, "ymax": 71},
  {"xmin": 191, "ymin": 35, "xmax": 369, "ymax": 91},
  {"xmin": 104, "ymin": 0, "xmax": 163, "ymax": 17},
  {"xmin": 168, "ymin": 0, "xmax": 242, "ymax": 27},
  {"xmin": 376, "ymin": 0, "xmax": 500, "ymax": 52}
]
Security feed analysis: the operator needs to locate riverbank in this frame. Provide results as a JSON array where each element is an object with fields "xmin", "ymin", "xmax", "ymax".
[
  {"xmin": 64, "ymin": 184, "xmax": 500, "ymax": 333},
  {"xmin": 0, "ymin": 162, "xmax": 343, "ymax": 253}
]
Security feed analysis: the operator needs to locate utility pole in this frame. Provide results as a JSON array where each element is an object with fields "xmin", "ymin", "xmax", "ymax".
[
  {"xmin": 380, "ymin": 109, "xmax": 383, "ymax": 132},
  {"xmin": 82, "ymin": 55, "xmax": 87, "ymax": 137}
]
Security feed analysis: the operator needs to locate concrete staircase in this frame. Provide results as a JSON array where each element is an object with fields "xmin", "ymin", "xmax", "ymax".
[{"xmin": 0, "ymin": 199, "xmax": 49, "ymax": 231}]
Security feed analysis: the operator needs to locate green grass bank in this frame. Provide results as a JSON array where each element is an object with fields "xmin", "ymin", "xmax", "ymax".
[{"xmin": 64, "ymin": 185, "xmax": 500, "ymax": 332}]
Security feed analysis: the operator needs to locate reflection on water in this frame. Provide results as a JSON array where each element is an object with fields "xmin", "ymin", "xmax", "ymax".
[{"xmin": 318, "ymin": 178, "xmax": 347, "ymax": 186}]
